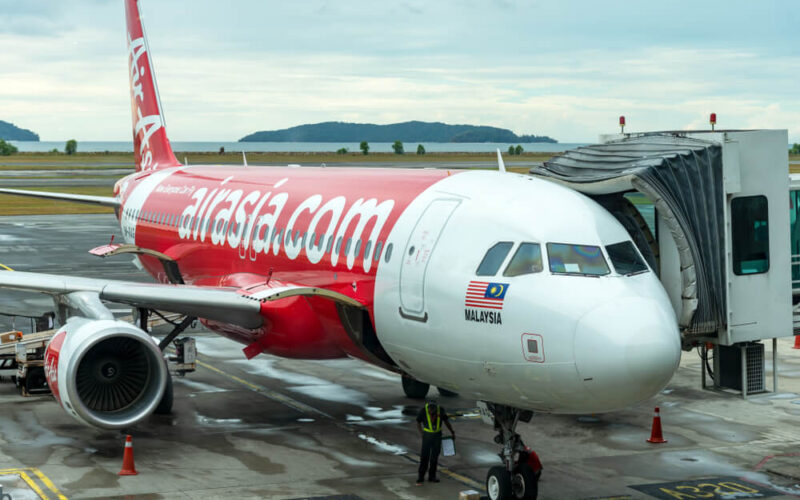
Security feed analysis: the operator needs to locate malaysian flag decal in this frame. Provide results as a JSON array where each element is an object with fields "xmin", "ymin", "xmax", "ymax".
[{"xmin": 465, "ymin": 281, "xmax": 509, "ymax": 310}]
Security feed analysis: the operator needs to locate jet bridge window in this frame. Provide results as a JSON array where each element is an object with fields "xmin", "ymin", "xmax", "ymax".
[
  {"xmin": 503, "ymin": 243, "xmax": 543, "ymax": 277},
  {"xmin": 606, "ymin": 241, "xmax": 648, "ymax": 275},
  {"xmin": 732, "ymin": 195, "xmax": 769, "ymax": 275},
  {"xmin": 476, "ymin": 242, "xmax": 513, "ymax": 276},
  {"xmin": 547, "ymin": 243, "xmax": 610, "ymax": 276}
]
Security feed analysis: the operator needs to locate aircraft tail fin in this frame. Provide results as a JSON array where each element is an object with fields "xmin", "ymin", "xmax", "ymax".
[{"xmin": 124, "ymin": 0, "xmax": 180, "ymax": 172}]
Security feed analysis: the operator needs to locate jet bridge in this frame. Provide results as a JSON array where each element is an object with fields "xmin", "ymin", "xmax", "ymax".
[{"xmin": 530, "ymin": 129, "xmax": 793, "ymax": 397}]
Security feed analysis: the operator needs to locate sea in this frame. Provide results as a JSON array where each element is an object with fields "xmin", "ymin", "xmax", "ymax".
[{"xmin": 9, "ymin": 141, "xmax": 587, "ymax": 154}]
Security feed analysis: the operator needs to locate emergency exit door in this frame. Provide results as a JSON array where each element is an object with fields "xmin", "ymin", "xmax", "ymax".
[{"xmin": 399, "ymin": 198, "xmax": 461, "ymax": 321}]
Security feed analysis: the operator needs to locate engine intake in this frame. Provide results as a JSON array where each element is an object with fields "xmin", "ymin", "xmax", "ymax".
[{"xmin": 45, "ymin": 318, "xmax": 167, "ymax": 429}]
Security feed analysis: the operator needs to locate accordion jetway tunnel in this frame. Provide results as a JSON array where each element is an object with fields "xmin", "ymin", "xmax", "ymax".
[{"xmin": 530, "ymin": 129, "xmax": 793, "ymax": 397}]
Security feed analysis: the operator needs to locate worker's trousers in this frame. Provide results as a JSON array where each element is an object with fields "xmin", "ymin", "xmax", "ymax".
[{"xmin": 418, "ymin": 432, "xmax": 442, "ymax": 481}]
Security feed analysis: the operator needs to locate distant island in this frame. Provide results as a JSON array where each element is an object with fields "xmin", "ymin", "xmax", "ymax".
[
  {"xmin": 0, "ymin": 120, "xmax": 39, "ymax": 141},
  {"xmin": 240, "ymin": 121, "xmax": 556, "ymax": 143}
]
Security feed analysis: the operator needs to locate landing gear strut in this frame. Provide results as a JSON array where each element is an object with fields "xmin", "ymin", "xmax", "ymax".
[
  {"xmin": 401, "ymin": 375, "xmax": 430, "ymax": 399},
  {"xmin": 480, "ymin": 402, "xmax": 538, "ymax": 500}
]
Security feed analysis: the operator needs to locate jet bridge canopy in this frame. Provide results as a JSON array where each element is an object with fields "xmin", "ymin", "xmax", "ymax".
[{"xmin": 530, "ymin": 130, "xmax": 792, "ymax": 345}]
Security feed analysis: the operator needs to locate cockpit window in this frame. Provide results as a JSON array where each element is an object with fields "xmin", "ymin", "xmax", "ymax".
[
  {"xmin": 476, "ymin": 242, "xmax": 513, "ymax": 276},
  {"xmin": 503, "ymin": 243, "xmax": 543, "ymax": 277},
  {"xmin": 547, "ymin": 243, "xmax": 610, "ymax": 276},
  {"xmin": 606, "ymin": 241, "xmax": 648, "ymax": 275}
]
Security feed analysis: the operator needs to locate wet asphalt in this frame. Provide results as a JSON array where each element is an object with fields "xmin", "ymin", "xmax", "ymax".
[{"xmin": 1, "ymin": 214, "xmax": 800, "ymax": 499}]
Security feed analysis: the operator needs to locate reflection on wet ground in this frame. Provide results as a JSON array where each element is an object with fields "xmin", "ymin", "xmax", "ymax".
[{"xmin": 2, "ymin": 214, "xmax": 800, "ymax": 498}]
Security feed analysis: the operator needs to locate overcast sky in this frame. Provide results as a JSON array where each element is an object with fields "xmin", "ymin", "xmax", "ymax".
[{"xmin": 1, "ymin": 0, "xmax": 798, "ymax": 143}]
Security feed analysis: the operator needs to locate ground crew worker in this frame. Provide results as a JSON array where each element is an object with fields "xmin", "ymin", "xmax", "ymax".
[{"xmin": 415, "ymin": 400, "xmax": 455, "ymax": 485}]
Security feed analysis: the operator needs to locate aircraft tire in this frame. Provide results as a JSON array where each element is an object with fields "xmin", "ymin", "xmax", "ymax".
[
  {"xmin": 486, "ymin": 466, "xmax": 512, "ymax": 500},
  {"xmin": 154, "ymin": 373, "xmax": 174, "ymax": 415},
  {"xmin": 401, "ymin": 375, "xmax": 430, "ymax": 399},
  {"xmin": 437, "ymin": 387, "xmax": 458, "ymax": 397},
  {"xmin": 512, "ymin": 463, "xmax": 538, "ymax": 499}
]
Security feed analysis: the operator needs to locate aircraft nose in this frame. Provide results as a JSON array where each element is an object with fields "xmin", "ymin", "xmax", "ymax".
[{"xmin": 574, "ymin": 297, "xmax": 681, "ymax": 411}]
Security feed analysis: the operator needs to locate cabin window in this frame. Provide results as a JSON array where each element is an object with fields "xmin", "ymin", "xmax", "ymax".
[
  {"xmin": 318, "ymin": 234, "xmax": 325, "ymax": 250},
  {"xmin": 547, "ymin": 243, "xmax": 610, "ymax": 276},
  {"xmin": 384, "ymin": 243, "xmax": 394, "ymax": 262},
  {"xmin": 364, "ymin": 240, "xmax": 372, "ymax": 259},
  {"xmin": 354, "ymin": 239, "xmax": 362, "ymax": 258},
  {"xmin": 606, "ymin": 241, "xmax": 648, "ymax": 275},
  {"xmin": 732, "ymin": 195, "xmax": 769, "ymax": 275},
  {"xmin": 374, "ymin": 241, "xmax": 383, "ymax": 262},
  {"xmin": 345, "ymin": 238, "xmax": 352, "ymax": 255},
  {"xmin": 503, "ymin": 242, "xmax": 543, "ymax": 277},
  {"xmin": 326, "ymin": 235, "xmax": 334, "ymax": 253},
  {"xmin": 336, "ymin": 237, "xmax": 343, "ymax": 254},
  {"xmin": 476, "ymin": 242, "xmax": 513, "ymax": 276}
]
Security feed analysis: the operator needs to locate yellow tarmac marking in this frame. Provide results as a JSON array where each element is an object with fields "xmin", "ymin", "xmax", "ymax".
[
  {"xmin": 400, "ymin": 452, "xmax": 484, "ymax": 489},
  {"xmin": 0, "ymin": 467, "xmax": 67, "ymax": 499},
  {"xmin": 195, "ymin": 355, "xmax": 485, "ymax": 491},
  {"xmin": 195, "ymin": 357, "xmax": 331, "ymax": 417},
  {"xmin": 0, "ymin": 262, "xmax": 14, "ymax": 271}
]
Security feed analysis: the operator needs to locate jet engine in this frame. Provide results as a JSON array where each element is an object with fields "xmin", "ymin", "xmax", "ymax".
[{"xmin": 44, "ymin": 317, "xmax": 168, "ymax": 429}]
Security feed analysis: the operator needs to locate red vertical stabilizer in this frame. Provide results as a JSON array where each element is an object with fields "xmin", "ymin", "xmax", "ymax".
[{"xmin": 124, "ymin": 0, "xmax": 180, "ymax": 172}]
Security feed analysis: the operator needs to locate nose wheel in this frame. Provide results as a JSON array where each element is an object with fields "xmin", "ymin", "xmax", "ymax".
[{"xmin": 481, "ymin": 402, "xmax": 539, "ymax": 500}]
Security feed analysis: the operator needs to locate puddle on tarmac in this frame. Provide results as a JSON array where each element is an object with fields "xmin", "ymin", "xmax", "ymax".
[
  {"xmin": 357, "ymin": 433, "xmax": 407, "ymax": 455},
  {"xmin": 233, "ymin": 359, "xmax": 370, "ymax": 407}
]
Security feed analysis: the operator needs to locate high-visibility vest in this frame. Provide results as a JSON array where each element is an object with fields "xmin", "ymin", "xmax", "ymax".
[{"xmin": 422, "ymin": 403, "xmax": 441, "ymax": 433}]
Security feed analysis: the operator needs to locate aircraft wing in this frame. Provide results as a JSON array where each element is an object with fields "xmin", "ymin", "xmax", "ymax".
[
  {"xmin": 0, "ymin": 271, "xmax": 263, "ymax": 328},
  {"xmin": 0, "ymin": 271, "xmax": 365, "ymax": 330},
  {"xmin": 0, "ymin": 188, "xmax": 120, "ymax": 208}
]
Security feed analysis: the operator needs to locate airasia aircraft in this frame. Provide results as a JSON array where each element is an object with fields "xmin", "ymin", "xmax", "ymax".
[{"xmin": 0, "ymin": 1, "xmax": 681, "ymax": 498}]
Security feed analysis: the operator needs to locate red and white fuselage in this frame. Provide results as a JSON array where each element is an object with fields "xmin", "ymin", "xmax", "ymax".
[{"xmin": 114, "ymin": 0, "xmax": 681, "ymax": 415}]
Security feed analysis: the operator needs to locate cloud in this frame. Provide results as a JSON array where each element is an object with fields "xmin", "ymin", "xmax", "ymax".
[{"xmin": 0, "ymin": 1, "xmax": 797, "ymax": 143}]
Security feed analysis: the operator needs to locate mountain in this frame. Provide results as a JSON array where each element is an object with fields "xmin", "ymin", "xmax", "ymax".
[
  {"xmin": 0, "ymin": 120, "xmax": 39, "ymax": 141},
  {"xmin": 239, "ymin": 121, "xmax": 556, "ymax": 143}
]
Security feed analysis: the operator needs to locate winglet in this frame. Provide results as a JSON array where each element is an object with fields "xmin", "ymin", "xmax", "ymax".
[
  {"xmin": 496, "ymin": 148, "xmax": 506, "ymax": 173},
  {"xmin": 124, "ymin": 0, "xmax": 180, "ymax": 172}
]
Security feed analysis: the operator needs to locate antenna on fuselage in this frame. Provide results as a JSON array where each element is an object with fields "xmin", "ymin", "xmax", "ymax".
[
  {"xmin": 496, "ymin": 148, "xmax": 506, "ymax": 173},
  {"xmin": 242, "ymin": 151, "xmax": 248, "ymax": 167}
]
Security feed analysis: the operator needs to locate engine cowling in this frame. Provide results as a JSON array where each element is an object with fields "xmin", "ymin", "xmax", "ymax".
[{"xmin": 44, "ymin": 317, "xmax": 168, "ymax": 429}]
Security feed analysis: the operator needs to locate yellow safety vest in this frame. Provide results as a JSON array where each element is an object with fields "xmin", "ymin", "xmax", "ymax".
[{"xmin": 423, "ymin": 403, "xmax": 441, "ymax": 433}]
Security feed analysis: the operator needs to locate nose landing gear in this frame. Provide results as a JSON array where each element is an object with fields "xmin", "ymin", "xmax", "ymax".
[{"xmin": 480, "ymin": 402, "xmax": 539, "ymax": 500}]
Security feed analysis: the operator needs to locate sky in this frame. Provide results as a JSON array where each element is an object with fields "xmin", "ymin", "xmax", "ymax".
[{"xmin": 0, "ymin": 0, "xmax": 798, "ymax": 143}]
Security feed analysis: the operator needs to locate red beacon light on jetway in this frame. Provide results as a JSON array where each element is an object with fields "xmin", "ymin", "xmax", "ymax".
[
  {"xmin": 619, "ymin": 115, "xmax": 626, "ymax": 133},
  {"xmin": 710, "ymin": 112, "xmax": 717, "ymax": 131}
]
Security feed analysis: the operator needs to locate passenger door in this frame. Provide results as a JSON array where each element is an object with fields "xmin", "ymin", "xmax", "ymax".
[{"xmin": 399, "ymin": 198, "xmax": 461, "ymax": 321}]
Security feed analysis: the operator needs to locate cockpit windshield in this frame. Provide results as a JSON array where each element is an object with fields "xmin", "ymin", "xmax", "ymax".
[
  {"xmin": 606, "ymin": 241, "xmax": 649, "ymax": 275},
  {"xmin": 546, "ymin": 243, "xmax": 610, "ymax": 276}
]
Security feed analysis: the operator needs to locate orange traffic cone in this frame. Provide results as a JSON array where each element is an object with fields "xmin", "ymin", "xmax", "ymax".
[
  {"xmin": 646, "ymin": 407, "xmax": 667, "ymax": 444},
  {"xmin": 793, "ymin": 336, "xmax": 800, "ymax": 350},
  {"xmin": 119, "ymin": 435, "xmax": 138, "ymax": 475}
]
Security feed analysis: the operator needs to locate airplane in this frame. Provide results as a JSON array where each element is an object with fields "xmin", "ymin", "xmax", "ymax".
[{"xmin": 0, "ymin": 1, "xmax": 682, "ymax": 499}]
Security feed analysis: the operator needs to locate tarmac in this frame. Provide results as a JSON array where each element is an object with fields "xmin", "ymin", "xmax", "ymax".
[{"xmin": 1, "ymin": 213, "xmax": 800, "ymax": 499}]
